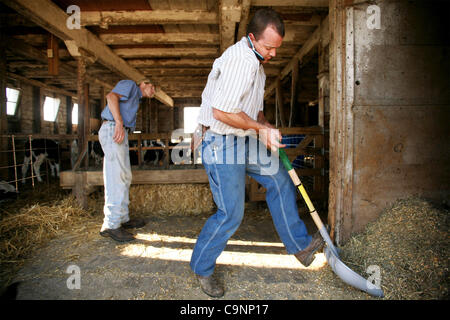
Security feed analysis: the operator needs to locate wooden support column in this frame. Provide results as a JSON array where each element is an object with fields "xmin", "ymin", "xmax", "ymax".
[
  {"xmin": 318, "ymin": 19, "xmax": 330, "ymax": 128},
  {"xmin": 47, "ymin": 33, "xmax": 59, "ymax": 76},
  {"xmin": 66, "ymin": 96, "xmax": 72, "ymax": 134},
  {"xmin": 289, "ymin": 59, "xmax": 299, "ymax": 127},
  {"xmin": 0, "ymin": 33, "xmax": 8, "ymax": 180},
  {"xmin": 32, "ymin": 86, "xmax": 41, "ymax": 133},
  {"xmin": 72, "ymin": 56, "xmax": 91, "ymax": 208},
  {"xmin": 275, "ymin": 78, "xmax": 286, "ymax": 127}
]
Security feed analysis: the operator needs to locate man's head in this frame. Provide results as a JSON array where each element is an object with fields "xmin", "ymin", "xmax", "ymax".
[
  {"xmin": 138, "ymin": 78, "xmax": 156, "ymax": 98},
  {"xmin": 246, "ymin": 8, "xmax": 284, "ymax": 64}
]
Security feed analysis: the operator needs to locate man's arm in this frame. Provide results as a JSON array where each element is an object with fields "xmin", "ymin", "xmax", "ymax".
[
  {"xmin": 106, "ymin": 92, "xmax": 125, "ymax": 144},
  {"xmin": 212, "ymin": 108, "xmax": 285, "ymax": 152},
  {"xmin": 257, "ymin": 111, "xmax": 275, "ymax": 129}
]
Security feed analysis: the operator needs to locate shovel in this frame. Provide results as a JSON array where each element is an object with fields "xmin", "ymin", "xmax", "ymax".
[{"xmin": 278, "ymin": 148, "xmax": 384, "ymax": 298}]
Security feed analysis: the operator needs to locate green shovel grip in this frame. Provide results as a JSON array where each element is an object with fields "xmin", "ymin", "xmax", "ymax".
[{"xmin": 278, "ymin": 148, "xmax": 293, "ymax": 171}]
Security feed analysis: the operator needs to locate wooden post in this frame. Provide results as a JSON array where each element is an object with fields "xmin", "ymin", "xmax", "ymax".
[
  {"xmin": 0, "ymin": 33, "xmax": 8, "ymax": 180},
  {"xmin": 32, "ymin": 86, "xmax": 41, "ymax": 133},
  {"xmin": 275, "ymin": 78, "xmax": 286, "ymax": 127},
  {"xmin": 47, "ymin": 33, "xmax": 59, "ymax": 76},
  {"xmin": 289, "ymin": 59, "xmax": 299, "ymax": 127},
  {"xmin": 66, "ymin": 96, "xmax": 72, "ymax": 134},
  {"xmin": 75, "ymin": 56, "xmax": 90, "ymax": 169},
  {"xmin": 83, "ymin": 82, "xmax": 90, "ymax": 168}
]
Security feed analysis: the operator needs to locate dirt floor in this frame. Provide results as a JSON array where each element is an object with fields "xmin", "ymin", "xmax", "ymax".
[{"xmin": 5, "ymin": 198, "xmax": 376, "ymax": 300}]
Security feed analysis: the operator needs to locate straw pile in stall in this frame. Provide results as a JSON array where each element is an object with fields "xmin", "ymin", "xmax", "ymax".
[
  {"xmin": 0, "ymin": 185, "xmax": 95, "ymax": 286},
  {"xmin": 338, "ymin": 197, "xmax": 449, "ymax": 299}
]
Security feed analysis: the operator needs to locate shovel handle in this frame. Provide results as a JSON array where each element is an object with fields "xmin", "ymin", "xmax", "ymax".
[{"xmin": 278, "ymin": 148, "xmax": 325, "ymax": 231}]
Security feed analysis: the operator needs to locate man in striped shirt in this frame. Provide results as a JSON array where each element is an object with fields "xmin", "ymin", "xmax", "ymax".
[{"xmin": 190, "ymin": 8, "xmax": 324, "ymax": 298}]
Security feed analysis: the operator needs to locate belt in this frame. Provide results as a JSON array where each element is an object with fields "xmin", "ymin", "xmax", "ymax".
[{"xmin": 102, "ymin": 120, "xmax": 131, "ymax": 132}]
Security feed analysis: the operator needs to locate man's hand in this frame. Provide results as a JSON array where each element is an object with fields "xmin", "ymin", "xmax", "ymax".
[
  {"xmin": 113, "ymin": 121, "xmax": 125, "ymax": 144},
  {"xmin": 259, "ymin": 127, "xmax": 286, "ymax": 153}
]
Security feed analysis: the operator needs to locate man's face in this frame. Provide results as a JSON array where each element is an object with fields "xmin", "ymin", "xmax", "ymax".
[
  {"xmin": 140, "ymin": 82, "xmax": 156, "ymax": 98},
  {"xmin": 250, "ymin": 26, "xmax": 283, "ymax": 64}
]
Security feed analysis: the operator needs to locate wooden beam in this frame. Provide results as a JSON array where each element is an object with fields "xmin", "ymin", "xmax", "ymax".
[
  {"xmin": 127, "ymin": 58, "xmax": 215, "ymax": 68},
  {"xmin": 66, "ymin": 96, "xmax": 72, "ymax": 134},
  {"xmin": 289, "ymin": 58, "xmax": 298, "ymax": 127},
  {"xmin": 275, "ymin": 78, "xmax": 286, "ymax": 127},
  {"xmin": 32, "ymin": 85, "xmax": 41, "ymax": 133},
  {"xmin": 6, "ymin": 72, "xmax": 76, "ymax": 98},
  {"xmin": 252, "ymin": 0, "xmax": 329, "ymax": 6},
  {"xmin": 47, "ymin": 33, "xmax": 59, "ymax": 76},
  {"xmin": 114, "ymin": 47, "xmax": 219, "ymax": 58},
  {"xmin": 0, "ymin": 36, "xmax": 7, "ymax": 180},
  {"xmin": 2, "ymin": 0, "xmax": 173, "ymax": 107},
  {"xmin": 99, "ymin": 33, "xmax": 219, "ymax": 45},
  {"xmin": 237, "ymin": 0, "xmax": 251, "ymax": 40},
  {"xmin": 219, "ymin": 0, "xmax": 241, "ymax": 53},
  {"xmin": 60, "ymin": 169, "xmax": 209, "ymax": 188},
  {"xmin": 7, "ymin": 38, "xmax": 113, "ymax": 92},
  {"xmin": 80, "ymin": 10, "xmax": 218, "ymax": 26}
]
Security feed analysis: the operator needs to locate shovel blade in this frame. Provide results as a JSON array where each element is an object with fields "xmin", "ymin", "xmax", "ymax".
[{"xmin": 324, "ymin": 245, "xmax": 384, "ymax": 298}]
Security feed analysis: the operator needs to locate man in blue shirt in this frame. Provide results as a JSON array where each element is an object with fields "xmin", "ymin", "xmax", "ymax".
[{"xmin": 98, "ymin": 79, "xmax": 155, "ymax": 242}]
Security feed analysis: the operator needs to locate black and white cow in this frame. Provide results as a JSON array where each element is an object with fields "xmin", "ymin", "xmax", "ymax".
[
  {"xmin": 70, "ymin": 139, "xmax": 104, "ymax": 168},
  {"xmin": 144, "ymin": 140, "xmax": 165, "ymax": 166},
  {"xmin": 129, "ymin": 140, "xmax": 165, "ymax": 166},
  {"xmin": 22, "ymin": 139, "xmax": 60, "ymax": 183}
]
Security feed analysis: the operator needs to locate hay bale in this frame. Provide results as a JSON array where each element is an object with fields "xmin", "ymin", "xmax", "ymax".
[
  {"xmin": 340, "ymin": 197, "xmax": 449, "ymax": 299},
  {"xmin": 87, "ymin": 184, "xmax": 215, "ymax": 216},
  {"xmin": 128, "ymin": 184, "xmax": 215, "ymax": 216}
]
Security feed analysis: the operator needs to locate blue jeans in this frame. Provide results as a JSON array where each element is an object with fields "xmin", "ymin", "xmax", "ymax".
[
  {"xmin": 190, "ymin": 131, "xmax": 312, "ymax": 276},
  {"xmin": 98, "ymin": 121, "xmax": 132, "ymax": 230}
]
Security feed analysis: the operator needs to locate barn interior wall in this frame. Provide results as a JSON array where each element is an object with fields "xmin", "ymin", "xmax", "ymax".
[
  {"xmin": 6, "ymin": 81, "xmax": 71, "ymax": 135},
  {"xmin": 330, "ymin": 0, "xmax": 450, "ymax": 243}
]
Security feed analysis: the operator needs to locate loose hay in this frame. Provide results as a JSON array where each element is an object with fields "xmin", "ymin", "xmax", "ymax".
[
  {"xmin": 0, "ymin": 185, "xmax": 95, "ymax": 286},
  {"xmin": 339, "ymin": 197, "xmax": 449, "ymax": 299}
]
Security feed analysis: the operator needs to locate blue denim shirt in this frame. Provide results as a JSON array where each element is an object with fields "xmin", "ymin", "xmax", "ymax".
[{"xmin": 100, "ymin": 80, "xmax": 142, "ymax": 131}]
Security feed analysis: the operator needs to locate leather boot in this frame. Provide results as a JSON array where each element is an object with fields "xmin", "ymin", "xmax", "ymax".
[
  {"xmin": 294, "ymin": 231, "xmax": 324, "ymax": 267},
  {"xmin": 196, "ymin": 274, "xmax": 224, "ymax": 298},
  {"xmin": 100, "ymin": 227, "xmax": 135, "ymax": 242},
  {"xmin": 122, "ymin": 218, "xmax": 146, "ymax": 229}
]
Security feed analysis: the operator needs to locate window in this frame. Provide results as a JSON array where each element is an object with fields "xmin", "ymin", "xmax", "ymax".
[
  {"xmin": 43, "ymin": 96, "xmax": 61, "ymax": 122},
  {"xmin": 72, "ymin": 103, "xmax": 78, "ymax": 125},
  {"xmin": 6, "ymin": 87, "xmax": 20, "ymax": 116},
  {"xmin": 183, "ymin": 107, "xmax": 200, "ymax": 134}
]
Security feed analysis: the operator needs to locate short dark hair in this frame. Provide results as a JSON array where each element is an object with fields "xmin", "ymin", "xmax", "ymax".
[{"xmin": 246, "ymin": 8, "xmax": 285, "ymax": 40}]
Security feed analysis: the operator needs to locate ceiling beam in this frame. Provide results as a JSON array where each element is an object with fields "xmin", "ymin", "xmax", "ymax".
[
  {"xmin": 114, "ymin": 47, "xmax": 219, "ymax": 58},
  {"xmin": 81, "ymin": 10, "xmax": 218, "ymax": 27},
  {"xmin": 127, "ymin": 59, "xmax": 215, "ymax": 68},
  {"xmin": 99, "ymin": 32, "xmax": 219, "ymax": 45},
  {"xmin": 2, "ymin": 0, "xmax": 173, "ymax": 107},
  {"xmin": 7, "ymin": 37, "xmax": 114, "ymax": 91},
  {"xmin": 252, "ymin": 0, "xmax": 329, "ymax": 7}
]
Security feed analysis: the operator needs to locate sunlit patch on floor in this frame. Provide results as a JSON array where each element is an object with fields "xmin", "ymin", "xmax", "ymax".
[{"xmin": 120, "ymin": 233, "xmax": 327, "ymax": 270}]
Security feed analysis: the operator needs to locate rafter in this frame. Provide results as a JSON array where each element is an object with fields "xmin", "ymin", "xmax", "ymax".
[{"xmin": 2, "ymin": 0, "xmax": 173, "ymax": 107}]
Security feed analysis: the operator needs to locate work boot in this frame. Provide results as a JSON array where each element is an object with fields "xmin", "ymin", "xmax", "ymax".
[
  {"xmin": 121, "ymin": 218, "xmax": 146, "ymax": 229},
  {"xmin": 294, "ymin": 231, "xmax": 325, "ymax": 267},
  {"xmin": 100, "ymin": 227, "xmax": 135, "ymax": 242},
  {"xmin": 196, "ymin": 274, "xmax": 224, "ymax": 298}
]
